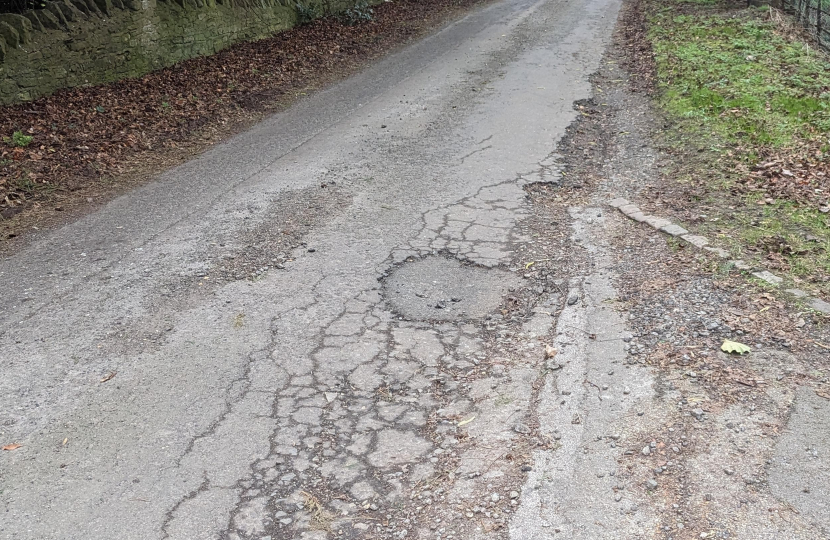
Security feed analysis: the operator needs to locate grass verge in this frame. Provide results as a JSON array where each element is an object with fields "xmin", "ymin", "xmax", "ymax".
[{"xmin": 643, "ymin": 0, "xmax": 830, "ymax": 297}]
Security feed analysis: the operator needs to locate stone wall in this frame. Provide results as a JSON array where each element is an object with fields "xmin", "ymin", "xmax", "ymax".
[{"xmin": 0, "ymin": 0, "xmax": 356, "ymax": 105}]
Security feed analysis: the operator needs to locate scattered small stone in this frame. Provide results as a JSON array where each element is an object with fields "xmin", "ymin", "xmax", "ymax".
[
  {"xmin": 509, "ymin": 491, "xmax": 519, "ymax": 499},
  {"xmin": 691, "ymin": 408, "xmax": 705, "ymax": 421},
  {"xmin": 645, "ymin": 479, "xmax": 658, "ymax": 491},
  {"xmin": 641, "ymin": 446, "xmax": 651, "ymax": 456},
  {"xmin": 513, "ymin": 423, "xmax": 531, "ymax": 434},
  {"xmin": 567, "ymin": 294, "xmax": 579, "ymax": 306}
]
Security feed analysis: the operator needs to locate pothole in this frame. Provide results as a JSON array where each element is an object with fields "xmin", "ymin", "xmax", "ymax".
[{"xmin": 382, "ymin": 255, "xmax": 523, "ymax": 321}]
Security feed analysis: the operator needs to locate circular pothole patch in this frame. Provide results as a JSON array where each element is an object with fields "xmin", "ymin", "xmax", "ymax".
[{"xmin": 382, "ymin": 256, "xmax": 522, "ymax": 321}]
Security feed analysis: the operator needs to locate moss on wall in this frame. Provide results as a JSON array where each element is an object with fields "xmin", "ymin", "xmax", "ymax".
[{"xmin": 0, "ymin": 0, "xmax": 345, "ymax": 104}]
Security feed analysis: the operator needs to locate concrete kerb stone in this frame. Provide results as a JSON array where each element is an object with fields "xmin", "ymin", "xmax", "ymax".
[
  {"xmin": 809, "ymin": 297, "xmax": 830, "ymax": 315},
  {"xmin": 618, "ymin": 204, "xmax": 641, "ymax": 216},
  {"xmin": 682, "ymin": 235, "xmax": 709, "ymax": 248},
  {"xmin": 644, "ymin": 216, "xmax": 671, "ymax": 230},
  {"xmin": 752, "ymin": 270, "xmax": 784, "ymax": 287},
  {"xmin": 702, "ymin": 245, "xmax": 727, "ymax": 257},
  {"xmin": 609, "ymin": 197, "xmax": 830, "ymax": 315},
  {"xmin": 785, "ymin": 289, "xmax": 830, "ymax": 315},
  {"xmin": 661, "ymin": 223, "xmax": 689, "ymax": 237}
]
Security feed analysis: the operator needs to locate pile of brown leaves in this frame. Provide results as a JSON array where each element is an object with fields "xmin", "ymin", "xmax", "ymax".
[
  {"xmin": 737, "ymin": 140, "xmax": 830, "ymax": 209},
  {"xmin": 0, "ymin": 0, "xmax": 481, "ymax": 222},
  {"xmin": 618, "ymin": 0, "xmax": 657, "ymax": 94}
]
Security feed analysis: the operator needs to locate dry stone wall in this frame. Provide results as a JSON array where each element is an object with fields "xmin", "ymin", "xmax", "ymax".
[{"xmin": 0, "ymin": 0, "xmax": 354, "ymax": 105}]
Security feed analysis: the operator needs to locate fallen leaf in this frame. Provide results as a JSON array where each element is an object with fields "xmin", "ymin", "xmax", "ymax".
[
  {"xmin": 2, "ymin": 443, "xmax": 21, "ymax": 451},
  {"xmin": 545, "ymin": 344, "xmax": 557, "ymax": 359},
  {"xmin": 721, "ymin": 340, "xmax": 751, "ymax": 355},
  {"xmin": 100, "ymin": 371, "xmax": 117, "ymax": 383},
  {"xmin": 457, "ymin": 416, "xmax": 475, "ymax": 427}
]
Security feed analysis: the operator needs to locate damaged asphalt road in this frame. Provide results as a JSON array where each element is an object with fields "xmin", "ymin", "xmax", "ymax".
[
  {"xmin": 2, "ymin": 0, "xmax": 829, "ymax": 538},
  {"xmin": 0, "ymin": 1, "xmax": 622, "ymax": 537}
]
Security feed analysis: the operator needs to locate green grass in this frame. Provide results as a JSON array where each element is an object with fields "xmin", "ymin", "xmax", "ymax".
[
  {"xmin": 4, "ymin": 130, "xmax": 33, "ymax": 148},
  {"xmin": 646, "ymin": 0, "xmax": 830, "ymax": 295},
  {"xmin": 650, "ymin": 9, "xmax": 830, "ymax": 147}
]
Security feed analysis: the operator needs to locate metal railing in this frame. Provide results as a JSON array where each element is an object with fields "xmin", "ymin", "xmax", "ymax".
[{"xmin": 782, "ymin": 0, "xmax": 830, "ymax": 50}]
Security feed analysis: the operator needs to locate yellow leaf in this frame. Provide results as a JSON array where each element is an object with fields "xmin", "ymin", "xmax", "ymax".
[
  {"xmin": 458, "ymin": 416, "xmax": 475, "ymax": 427},
  {"xmin": 721, "ymin": 340, "xmax": 750, "ymax": 355}
]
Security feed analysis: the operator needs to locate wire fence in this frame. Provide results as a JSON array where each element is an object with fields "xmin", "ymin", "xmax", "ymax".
[
  {"xmin": 0, "ymin": 0, "xmax": 45, "ymax": 13},
  {"xmin": 782, "ymin": 0, "xmax": 830, "ymax": 50}
]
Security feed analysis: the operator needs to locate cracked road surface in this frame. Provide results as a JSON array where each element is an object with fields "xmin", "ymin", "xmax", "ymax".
[{"xmin": 0, "ymin": 0, "xmax": 624, "ymax": 538}]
